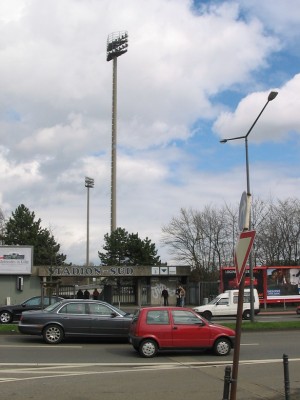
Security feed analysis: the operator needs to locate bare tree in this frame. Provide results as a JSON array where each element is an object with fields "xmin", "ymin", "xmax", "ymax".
[
  {"xmin": 256, "ymin": 198, "xmax": 300, "ymax": 265},
  {"xmin": 162, "ymin": 206, "xmax": 229, "ymax": 280},
  {"xmin": 162, "ymin": 197, "xmax": 300, "ymax": 282}
]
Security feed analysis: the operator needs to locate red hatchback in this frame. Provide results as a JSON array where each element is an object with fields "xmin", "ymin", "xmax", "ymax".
[{"xmin": 129, "ymin": 306, "xmax": 235, "ymax": 358}]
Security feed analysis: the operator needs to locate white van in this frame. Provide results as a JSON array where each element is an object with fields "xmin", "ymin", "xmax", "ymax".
[{"xmin": 193, "ymin": 289, "xmax": 260, "ymax": 320}]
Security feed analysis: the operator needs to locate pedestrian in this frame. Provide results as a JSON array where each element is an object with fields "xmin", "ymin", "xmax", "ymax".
[
  {"xmin": 83, "ymin": 289, "xmax": 90, "ymax": 299},
  {"xmin": 179, "ymin": 286, "xmax": 186, "ymax": 307},
  {"xmin": 161, "ymin": 288, "xmax": 169, "ymax": 306},
  {"xmin": 175, "ymin": 286, "xmax": 181, "ymax": 307},
  {"xmin": 92, "ymin": 288, "xmax": 99, "ymax": 300},
  {"xmin": 76, "ymin": 289, "xmax": 83, "ymax": 299}
]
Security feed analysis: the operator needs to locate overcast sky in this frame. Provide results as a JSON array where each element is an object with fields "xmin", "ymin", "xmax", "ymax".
[{"xmin": 1, "ymin": 0, "xmax": 300, "ymax": 266}]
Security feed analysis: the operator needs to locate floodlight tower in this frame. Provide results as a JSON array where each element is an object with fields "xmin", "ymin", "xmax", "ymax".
[
  {"xmin": 106, "ymin": 31, "xmax": 128, "ymax": 233},
  {"xmin": 85, "ymin": 176, "xmax": 94, "ymax": 267}
]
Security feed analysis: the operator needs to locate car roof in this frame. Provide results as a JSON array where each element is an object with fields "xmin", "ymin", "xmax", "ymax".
[
  {"xmin": 139, "ymin": 307, "xmax": 192, "ymax": 311},
  {"xmin": 56, "ymin": 299, "xmax": 112, "ymax": 305}
]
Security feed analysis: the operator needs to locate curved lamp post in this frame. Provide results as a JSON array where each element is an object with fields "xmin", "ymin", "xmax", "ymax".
[
  {"xmin": 220, "ymin": 91, "xmax": 278, "ymax": 400},
  {"xmin": 220, "ymin": 90, "xmax": 278, "ymax": 322}
]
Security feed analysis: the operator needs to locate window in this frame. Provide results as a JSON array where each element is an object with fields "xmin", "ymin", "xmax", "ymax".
[
  {"xmin": 24, "ymin": 297, "xmax": 41, "ymax": 306},
  {"xmin": 146, "ymin": 310, "xmax": 169, "ymax": 325},
  {"xmin": 218, "ymin": 299, "xmax": 229, "ymax": 305},
  {"xmin": 88, "ymin": 303, "xmax": 112, "ymax": 316},
  {"xmin": 59, "ymin": 303, "xmax": 86, "ymax": 314},
  {"xmin": 172, "ymin": 310, "xmax": 200, "ymax": 325}
]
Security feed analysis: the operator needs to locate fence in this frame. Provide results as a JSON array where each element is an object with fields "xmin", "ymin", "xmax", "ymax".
[{"xmin": 187, "ymin": 281, "xmax": 219, "ymax": 305}]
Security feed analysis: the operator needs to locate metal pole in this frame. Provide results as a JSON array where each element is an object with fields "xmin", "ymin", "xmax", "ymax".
[
  {"xmin": 245, "ymin": 137, "xmax": 255, "ymax": 322},
  {"xmin": 283, "ymin": 354, "xmax": 290, "ymax": 400},
  {"xmin": 222, "ymin": 365, "xmax": 232, "ymax": 400},
  {"xmin": 230, "ymin": 274, "xmax": 245, "ymax": 400},
  {"xmin": 111, "ymin": 57, "xmax": 117, "ymax": 233},
  {"xmin": 86, "ymin": 185, "xmax": 90, "ymax": 267}
]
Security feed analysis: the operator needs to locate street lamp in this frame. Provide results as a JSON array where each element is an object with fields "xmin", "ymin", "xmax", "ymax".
[
  {"xmin": 220, "ymin": 91, "xmax": 278, "ymax": 400},
  {"xmin": 220, "ymin": 90, "xmax": 278, "ymax": 322},
  {"xmin": 106, "ymin": 31, "xmax": 128, "ymax": 233},
  {"xmin": 85, "ymin": 177, "xmax": 94, "ymax": 268}
]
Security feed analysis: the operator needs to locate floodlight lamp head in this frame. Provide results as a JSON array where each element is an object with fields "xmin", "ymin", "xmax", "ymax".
[{"xmin": 106, "ymin": 31, "xmax": 128, "ymax": 62}]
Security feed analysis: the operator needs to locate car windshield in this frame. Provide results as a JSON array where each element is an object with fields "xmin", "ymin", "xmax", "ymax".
[
  {"xmin": 108, "ymin": 304, "xmax": 130, "ymax": 316},
  {"xmin": 208, "ymin": 297, "xmax": 221, "ymax": 305}
]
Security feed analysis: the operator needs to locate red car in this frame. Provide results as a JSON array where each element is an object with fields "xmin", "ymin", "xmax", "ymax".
[
  {"xmin": 296, "ymin": 305, "xmax": 300, "ymax": 315},
  {"xmin": 129, "ymin": 306, "xmax": 235, "ymax": 358}
]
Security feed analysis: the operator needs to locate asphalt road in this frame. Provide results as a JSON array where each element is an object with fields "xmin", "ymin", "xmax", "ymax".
[{"xmin": 0, "ymin": 329, "xmax": 299, "ymax": 400}]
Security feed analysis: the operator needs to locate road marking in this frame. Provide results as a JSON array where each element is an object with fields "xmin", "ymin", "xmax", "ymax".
[{"xmin": 0, "ymin": 358, "xmax": 300, "ymax": 384}]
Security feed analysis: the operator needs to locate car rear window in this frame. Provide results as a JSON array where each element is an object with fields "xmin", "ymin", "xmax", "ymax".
[{"xmin": 146, "ymin": 310, "xmax": 169, "ymax": 325}]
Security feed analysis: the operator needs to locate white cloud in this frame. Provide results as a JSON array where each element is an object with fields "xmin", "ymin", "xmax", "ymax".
[
  {"xmin": 214, "ymin": 74, "xmax": 300, "ymax": 143},
  {"xmin": 0, "ymin": 0, "xmax": 299, "ymax": 265}
]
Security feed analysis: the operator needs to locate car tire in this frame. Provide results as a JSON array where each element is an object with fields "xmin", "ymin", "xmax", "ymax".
[
  {"xmin": 43, "ymin": 324, "xmax": 64, "ymax": 344},
  {"xmin": 202, "ymin": 311, "xmax": 212, "ymax": 321},
  {"xmin": 242, "ymin": 310, "xmax": 251, "ymax": 320},
  {"xmin": 213, "ymin": 337, "xmax": 231, "ymax": 356},
  {"xmin": 139, "ymin": 339, "xmax": 158, "ymax": 358},
  {"xmin": 0, "ymin": 311, "xmax": 13, "ymax": 324}
]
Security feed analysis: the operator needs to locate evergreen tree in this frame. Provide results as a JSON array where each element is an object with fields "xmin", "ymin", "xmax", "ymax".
[
  {"xmin": 3, "ymin": 204, "xmax": 67, "ymax": 266},
  {"xmin": 98, "ymin": 227, "xmax": 161, "ymax": 266}
]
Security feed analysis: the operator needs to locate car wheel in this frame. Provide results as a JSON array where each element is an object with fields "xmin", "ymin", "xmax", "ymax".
[
  {"xmin": 213, "ymin": 337, "xmax": 231, "ymax": 356},
  {"xmin": 0, "ymin": 311, "xmax": 13, "ymax": 324},
  {"xmin": 139, "ymin": 339, "xmax": 158, "ymax": 358},
  {"xmin": 202, "ymin": 311, "xmax": 212, "ymax": 321},
  {"xmin": 242, "ymin": 310, "xmax": 251, "ymax": 320},
  {"xmin": 43, "ymin": 324, "xmax": 64, "ymax": 344}
]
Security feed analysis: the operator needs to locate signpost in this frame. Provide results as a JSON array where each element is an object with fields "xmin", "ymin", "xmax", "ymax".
[
  {"xmin": 230, "ymin": 229, "xmax": 256, "ymax": 400},
  {"xmin": 234, "ymin": 230, "xmax": 256, "ymax": 285}
]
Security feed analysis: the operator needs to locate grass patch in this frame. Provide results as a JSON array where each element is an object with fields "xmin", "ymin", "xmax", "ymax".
[
  {"xmin": 222, "ymin": 320, "xmax": 300, "ymax": 331},
  {"xmin": 0, "ymin": 324, "xmax": 19, "ymax": 334},
  {"xmin": 1, "ymin": 321, "xmax": 300, "ymax": 334}
]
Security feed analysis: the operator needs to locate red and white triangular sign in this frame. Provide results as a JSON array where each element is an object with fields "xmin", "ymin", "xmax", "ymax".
[{"xmin": 234, "ymin": 230, "xmax": 256, "ymax": 285}]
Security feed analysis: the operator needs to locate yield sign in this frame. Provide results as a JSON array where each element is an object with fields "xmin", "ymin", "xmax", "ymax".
[{"xmin": 234, "ymin": 230, "xmax": 256, "ymax": 285}]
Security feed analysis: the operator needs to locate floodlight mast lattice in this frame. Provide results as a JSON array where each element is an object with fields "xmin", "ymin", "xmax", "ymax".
[{"xmin": 107, "ymin": 31, "xmax": 128, "ymax": 233}]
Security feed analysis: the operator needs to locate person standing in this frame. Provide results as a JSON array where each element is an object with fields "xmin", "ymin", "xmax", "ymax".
[
  {"xmin": 175, "ymin": 286, "xmax": 181, "ymax": 307},
  {"xmin": 161, "ymin": 288, "xmax": 169, "ymax": 306},
  {"xmin": 76, "ymin": 289, "xmax": 83, "ymax": 299},
  {"xmin": 179, "ymin": 286, "xmax": 186, "ymax": 307},
  {"xmin": 83, "ymin": 289, "xmax": 90, "ymax": 299},
  {"xmin": 92, "ymin": 288, "xmax": 99, "ymax": 300}
]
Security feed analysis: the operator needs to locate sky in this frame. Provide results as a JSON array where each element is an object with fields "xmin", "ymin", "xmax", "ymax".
[{"xmin": 0, "ymin": 0, "xmax": 300, "ymax": 266}]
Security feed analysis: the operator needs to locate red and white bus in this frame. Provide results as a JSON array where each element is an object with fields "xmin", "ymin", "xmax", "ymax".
[{"xmin": 220, "ymin": 266, "xmax": 300, "ymax": 306}]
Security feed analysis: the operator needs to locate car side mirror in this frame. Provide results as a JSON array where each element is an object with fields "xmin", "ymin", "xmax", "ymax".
[{"xmin": 111, "ymin": 312, "xmax": 117, "ymax": 318}]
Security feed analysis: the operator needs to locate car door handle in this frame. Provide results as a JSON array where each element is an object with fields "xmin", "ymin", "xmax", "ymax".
[{"xmin": 173, "ymin": 326, "xmax": 178, "ymax": 330}]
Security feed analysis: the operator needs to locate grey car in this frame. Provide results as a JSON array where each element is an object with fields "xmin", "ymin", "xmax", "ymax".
[{"xmin": 18, "ymin": 299, "xmax": 133, "ymax": 344}]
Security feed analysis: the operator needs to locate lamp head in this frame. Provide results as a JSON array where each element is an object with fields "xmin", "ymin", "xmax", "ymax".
[
  {"xmin": 220, "ymin": 139, "xmax": 228, "ymax": 143},
  {"xmin": 268, "ymin": 91, "xmax": 278, "ymax": 101}
]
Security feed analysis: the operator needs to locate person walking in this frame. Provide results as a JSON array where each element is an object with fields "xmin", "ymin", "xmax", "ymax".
[{"xmin": 161, "ymin": 288, "xmax": 169, "ymax": 306}]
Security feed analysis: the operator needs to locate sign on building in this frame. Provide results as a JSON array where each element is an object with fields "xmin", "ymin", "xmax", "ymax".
[{"xmin": 0, "ymin": 246, "xmax": 33, "ymax": 275}]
